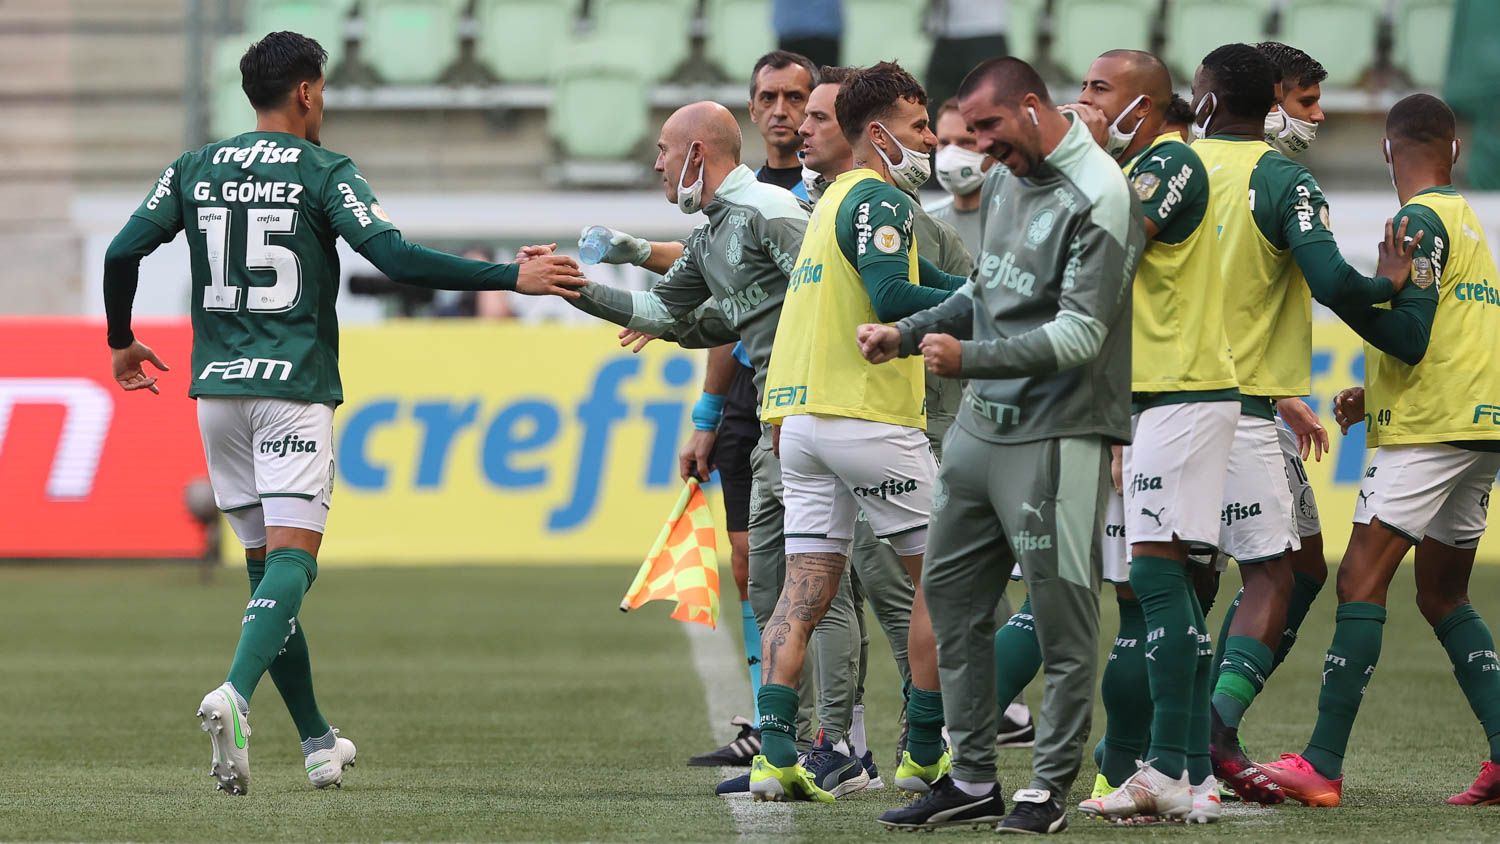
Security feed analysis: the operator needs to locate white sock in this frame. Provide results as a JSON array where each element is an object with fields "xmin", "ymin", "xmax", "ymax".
[
  {"xmin": 953, "ymin": 778, "xmax": 994, "ymax": 797},
  {"xmin": 1004, "ymin": 702, "xmax": 1031, "ymax": 724},
  {"xmin": 833, "ymin": 739, "xmax": 851, "ymax": 756},
  {"xmin": 850, "ymin": 704, "xmax": 868, "ymax": 758}
]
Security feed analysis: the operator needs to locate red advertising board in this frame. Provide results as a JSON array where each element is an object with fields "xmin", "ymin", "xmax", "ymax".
[{"xmin": 0, "ymin": 318, "xmax": 208, "ymax": 557}]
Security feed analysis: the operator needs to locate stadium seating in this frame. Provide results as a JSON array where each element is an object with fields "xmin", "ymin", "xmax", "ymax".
[
  {"xmin": 703, "ymin": 0, "xmax": 776, "ymax": 83},
  {"xmin": 1276, "ymin": 0, "xmax": 1384, "ymax": 87},
  {"xmin": 361, "ymin": 0, "xmax": 466, "ymax": 84},
  {"xmin": 1164, "ymin": 0, "xmax": 1274, "ymax": 80},
  {"xmin": 548, "ymin": 56, "xmax": 649, "ymax": 161},
  {"xmin": 843, "ymin": 0, "xmax": 931, "ymax": 70},
  {"xmin": 1392, "ymin": 0, "xmax": 1456, "ymax": 88},
  {"xmin": 591, "ymin": 0, "xmax": 697, "ymax": 82},
  {"xmin": 244, "ymin": 0, "xmax": 356, "ymax": 73},
  {"xmin": 1006, "ymin": 0, "xmax": 1045, "ymax": 64},
  {"xmin": 474, "ymin": 0, "xmax": 583, "ymax": 83},
  {"xmin": 211, "ymin": 35, "xmax": 259, "ymax": 140},
  {"xmin": 1050, "ymin": 0, "xmax": 1158, "ymax": 82}
]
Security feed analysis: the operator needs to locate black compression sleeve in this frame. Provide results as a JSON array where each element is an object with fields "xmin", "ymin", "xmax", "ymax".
[{"xmin": 103, "ymin": 216, "xmax": 177, "ymax": 349}]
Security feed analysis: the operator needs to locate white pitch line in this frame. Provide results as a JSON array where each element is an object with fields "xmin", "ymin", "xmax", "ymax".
[{"xmin": 685, "ymin": 620, "xmax": 794, "ymax": 840}]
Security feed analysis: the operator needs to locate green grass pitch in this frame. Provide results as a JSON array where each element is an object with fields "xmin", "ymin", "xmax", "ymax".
[{"xmin": 0, "ymin": 561, "xmax": 1496, "ymax": 842}]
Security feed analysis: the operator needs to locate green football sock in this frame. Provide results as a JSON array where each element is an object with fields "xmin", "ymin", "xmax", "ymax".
[
  {"xmin": 1100, "ymin": 595, "xmax": 1151, "ymax": 786},
  {"xmin": 1187, "ymin": 590, "xmax": 1214, "ymax": 785},
  {"xmin": 1212, "ymin": 637, "xmax": 1274, "ymax": 729},
  {"xmin": 994, "ymin": 597, "xmax": 1042, "ymax": 720},
  {"xmin": 1211, "ymin": 587, "xmax": 1243, "ymax": 688},
  {"xmin": 906, "ymin": 686, "xmax": 945, "ymax": 767},
  {"xmin": 225, "ymin": 548, "xmax": 316, "ymax": 704},
  {"xmin": 1129, "ymin": 555, "xmax": 1195, "ymax": 779},
  {"xmin": 247, "ymin": 553, "xmax": 330, "ymax": 742},
  {"xmin": 1272, "ymin": 571, "xmax": 1324, "ymax": 670},
  {"xmin": 1435, "ymin": 604, "xmax": 1500, "ymax": 763},
  {"xmin": 757, "ymin": 683, "xmax": 800, "ymax": 767},
  {"xmin": 1302, "ymin": 601, "xmax": 1386, "ymax": 781}
]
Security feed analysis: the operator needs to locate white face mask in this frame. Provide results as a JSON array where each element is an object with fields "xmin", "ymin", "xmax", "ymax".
[
  {"xmin": 801, "ymin": 163, "xmax": 825, "ymax": 201},
  {"xmin": 1264, "ymin": 106, "xmax": 1318, "ymax": 157},
  {"xmin": 934, "ymin": 144, "xmax": 987, "ymax": 196},
  {"xmin": 1104, "ymin": 94, "xmax": 1148, "ymax": 159},
  {"xmin": 676, "ymin": 141, "xmax": 705, "ymax": 214},
  {"xmin": 1190, "ymin": 92, "xmax": 1217, "ymax": 140},
  {"xmin": 872, "ymin": 121, "xmax": 932, "ymax": 196}
]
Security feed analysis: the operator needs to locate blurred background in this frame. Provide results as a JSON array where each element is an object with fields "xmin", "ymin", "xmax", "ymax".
[{"xmin": 2, "ymin": 0, "xmax": 1498, "ymax": 564}]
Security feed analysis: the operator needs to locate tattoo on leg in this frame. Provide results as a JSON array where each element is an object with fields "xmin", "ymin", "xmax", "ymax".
[{"xmin": 764, "ymin": 553, "xmax": 847, "ymax": 683}]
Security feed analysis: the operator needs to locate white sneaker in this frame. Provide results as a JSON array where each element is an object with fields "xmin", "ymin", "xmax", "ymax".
[
  {"xmin": 304, "ymin": 728, "xmax": 357, "ymax": 789},
  {"xmin": 1077, "ymin": 760, "xmax": 1191, "ymax": 821},
  {"xmin": 1187, "ymin": 776, "xmax": 1222, "ymax": 823},
  {"xmin": 197, "ymin": 683, "xmax": 251, "ymax": 795}
]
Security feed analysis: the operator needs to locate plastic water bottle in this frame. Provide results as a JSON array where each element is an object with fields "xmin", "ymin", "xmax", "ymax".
[{"xmin": 578, "ymin": 226, "xmax": 612, "ymax": 265}]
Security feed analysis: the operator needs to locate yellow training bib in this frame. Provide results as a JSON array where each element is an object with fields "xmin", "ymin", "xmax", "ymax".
[
  {"xmin": 1195, "ymin": 138, "xmax": 1311, "ymax": 398},
  {"xmin": 762, "ymin": 170, "xmax": 927, "ymax": 428},
  {"xmin": 1365, "ymin": 189, "xmax": 1500, "ymax": 446}
]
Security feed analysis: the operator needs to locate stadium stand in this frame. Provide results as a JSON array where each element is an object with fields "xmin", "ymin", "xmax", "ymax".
[
  {"xmin": 703, "ymin": 0, "xmax": 777, "ymax": 83},
  {"xmin": 1049, "ymin": 0, "xmax": 1157, "ymax": 81},
  {"xmin": 1392, "ymin": 0, "xmax": 1457, "ymax": 88},
  {"xmin": 474, "ymin": 0, "xmax": 583, "ymax": 83},
  {"xmin": 1277, "ymin": 0, "xmax": 1385, "ymax": 87},
  {"xmin": 842, "ymin": 0, "xmax": 931, "ymax": 69},
  {"xmin": 245, "ymin": 0, "xmax": 355, "ymax": 73},
  {"xmin": 1164, "ymin": 0, "xmax": 1274, "ymax": 81},
  {"xmin": 1006, "ymin": 0, "xmax": 1045, "ymax": 64},
  {"xmin": 361, "ymin": 0, "xmax": 466, "ymax": 83},
  {"xmin": 593, "ymin": 0, "xmax": 698, "ymax": 82}
]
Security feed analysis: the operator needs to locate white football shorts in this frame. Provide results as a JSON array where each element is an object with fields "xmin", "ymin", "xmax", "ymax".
[
  {"xmin": 1219, "ymin": 413, "xmax": 1300, "ymax": 563},
  {"xmin": 1123, "ymin": 400, "xmax": 1239, "ymax": 554},
  {"xmin": 779, "ymin": 414, "xmax": 937, "ymax": 557},
  {"xmin": 1277, "ymin": 419, "xmax": 1323, "ymax": 538},
  {"xmin": 198, "ymin": 397, "xmax": 336, "ymax": 545},
  {"xmin": 1101, "ymin": 486, "xmax": 1128, "ymax": 584},
  {"xmin": 1354, "ymin": 443, "xmax": 1500, "ymax": 549}
]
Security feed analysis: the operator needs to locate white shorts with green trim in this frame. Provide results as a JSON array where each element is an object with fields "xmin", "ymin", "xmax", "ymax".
[
  {"xmin": 198, "ymin": 397, "xmax": 336, "ymax": 543},
  {"xmin": 1101, "ymin": 487, "xmax": 1128, "ymax": 584},
  {"xmin": 780, "ymin": 413, "xmax": 936, "ymax": 557},
  {"xmin": 1123, "ymin": 400, "xmax": 1238, "ymax": 554},
  {"xmin": 1277, "ymin": 420, "xmax": 1322, "ymax": 538},
  {"xmin": 1219, "ymin": 413, "xmax": 1300, "ymax": 563},
  {"xmin": 1354, "ymin": 443, "xmax": 1500, "ymax": 549}
]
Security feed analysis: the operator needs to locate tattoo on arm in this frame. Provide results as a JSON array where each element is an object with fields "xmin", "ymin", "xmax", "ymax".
[{"xmin": 762, "ymin": 552, "xmax": 847, "ymax": 685}]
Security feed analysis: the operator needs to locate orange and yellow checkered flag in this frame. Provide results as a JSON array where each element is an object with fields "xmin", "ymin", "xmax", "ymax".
[{"xmin": 619, "ymin": 478, "xmax": 721, "ymax": 628}]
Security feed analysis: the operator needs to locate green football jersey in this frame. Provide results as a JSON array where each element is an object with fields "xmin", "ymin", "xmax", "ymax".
[{"xmin": 130, "ymin": 131, "xmax": 399, "ymax": 404}]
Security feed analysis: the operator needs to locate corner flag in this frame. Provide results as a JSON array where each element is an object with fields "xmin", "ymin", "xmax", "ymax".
[{"xmin": 619, "ymin": 478, "xmax": 721, "ymax": 628}]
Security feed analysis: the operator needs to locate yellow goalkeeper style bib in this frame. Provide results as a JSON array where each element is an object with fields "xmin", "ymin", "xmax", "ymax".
[
  {"xmin": 762, "ymin": 170, "xmax": 927, "ymax": 428},
  {"xmin": 1365, "ymin": 189, "xmax": 1500, "ymax": 446},
  {"xmin": 1195, "ymin": 138, "xmax": 1312, "ymax": 398}
]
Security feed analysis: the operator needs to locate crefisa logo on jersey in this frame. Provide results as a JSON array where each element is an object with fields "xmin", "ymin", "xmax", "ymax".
[
  {"xmin": 146, "ymin": 167, "xmax": 174, "ymax": 210},
  {"xmin": 338, "ymin": 183, "xmax": 373, "ymax": 227},
  {"xmin": 212, "ymin": 139, "xmax": 303, "ymax": 169}
]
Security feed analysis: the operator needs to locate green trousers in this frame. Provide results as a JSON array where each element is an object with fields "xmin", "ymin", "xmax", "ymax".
[{"xmin": 924, "ymin": 427, "xmax": 1106, "ymax": 793}]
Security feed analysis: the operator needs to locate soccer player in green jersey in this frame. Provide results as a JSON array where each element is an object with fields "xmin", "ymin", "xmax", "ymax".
[{"xmin": 103, "ymin": 31, "xmax": 583, "ymax": 796}]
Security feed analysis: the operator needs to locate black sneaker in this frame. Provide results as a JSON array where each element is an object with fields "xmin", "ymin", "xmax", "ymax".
[
  {"xmin": 996, "ymin": 788, "xmax": 1068, "ymax": 834},
  {"xmin": 860, "ymin": 749, "xmax": 884, "ymax": 790},
  {"xmin": 878, "ymin": 776, "xmax": 1006, "ymax": 830},
  {"xmin": 996, "ymin": 709, "xmax": 1036, "ymax": 749},
  {"xmin": 688, "ymin": 715, "xmax": 761, "ymax": 767},
  {"xmin": 803, "ymin": 734, "xmax": 869, "ymax": 798},
  {"xmin": 714, "ymin": 773, "xmax": 750, "ymax": 795}
]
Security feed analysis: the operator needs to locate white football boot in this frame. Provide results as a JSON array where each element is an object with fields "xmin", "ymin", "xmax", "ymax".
[
  {"xmin": 197, "ymin": 683, "xmax": 251, "ymax": 795},
  {"xmin": 304, "ymin": 728, "xmax": 357, "ymax": 789},
  {"xmin": 1078, "ymin": 760, "xmax": 1192, "ymax": 821},
  {"xmin": 1187, "ymin": 776, "xmax": 1223, "ymax": 823}
]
